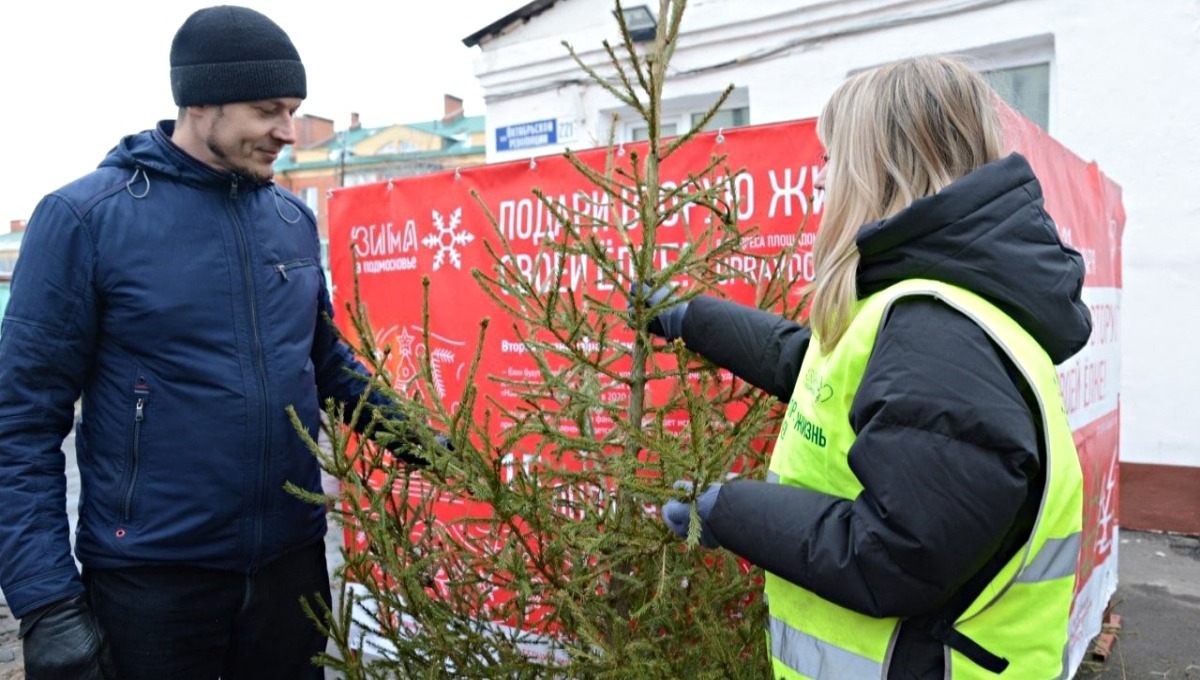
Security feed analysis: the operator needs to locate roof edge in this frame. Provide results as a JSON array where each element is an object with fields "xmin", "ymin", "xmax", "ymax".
[{"xmin": 462, "ymin": 0, "xmax": 561, "ymax": 48}]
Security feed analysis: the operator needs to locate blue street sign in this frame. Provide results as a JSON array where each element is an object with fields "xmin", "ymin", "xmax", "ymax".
[{"xmin": 496, "ymin": 119, "xmax": 558, "ymax": 152}]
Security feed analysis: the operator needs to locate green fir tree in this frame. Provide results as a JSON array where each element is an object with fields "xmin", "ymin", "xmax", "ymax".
[{"xmin": 289, "ymin": 1, "xmax": 812, "ymax": 677}]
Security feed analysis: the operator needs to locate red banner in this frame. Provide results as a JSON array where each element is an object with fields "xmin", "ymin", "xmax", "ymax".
[
  {"xmin": 996, "ymin": 106, "xmax": 1125, "ymax": 667},
  {"xmin": 329, "ymin": 111, "xmax": 1123, "ymax": 670}
]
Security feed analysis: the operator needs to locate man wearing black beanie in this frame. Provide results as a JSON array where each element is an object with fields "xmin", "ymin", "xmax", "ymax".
[
  {"xmin": 0, "ymin": 6, "xmax": 435, "ymax": 679},
  {"xmin": 167, "ymin": 4, "xmax": 308, "ymax": 184}
]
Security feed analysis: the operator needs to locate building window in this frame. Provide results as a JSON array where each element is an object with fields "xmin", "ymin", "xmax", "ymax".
[
  {"xmin": 343, "ymin": 171, "xmax": 380, "ymax": 187},
  {"xmin": 691, "ymin": 106, "xmax": 750, "ymax": 131},
  {"xmin": 300, "ymin": 186, "xmax": 318, "ymax": 212},
  {"xmin": 626, "ymin": 106, "xmax": 750, "ymax": 142},
  {"xmin": 319, "ymin": 238, "xmax": 334, "ymax": 296},
  {"xmin": 608, "ymin": 87, "xmax": 751, "ymax": 143},
  {"xmin": 628, "ymin": 123, "xmax": 677, "ymax": 141},
  {"xmin": 983, "ymin": 62, "xmax": 1050, "ymax": 131},
  {"xmin": 853, "ymin": 37, "xmax": 1055, "ymax": 131},
  {"xmin": 0, "ymin": 253, "xmax": 17, "ymax": 279},
  {"xmin": 956, "ymin": 34, "xmax": 1055, "ymax": 131}
]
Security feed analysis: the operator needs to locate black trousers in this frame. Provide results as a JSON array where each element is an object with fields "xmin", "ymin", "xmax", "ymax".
[{"xmin": 84, "ymin": 541, "xmax": 331, "ymax": 680}]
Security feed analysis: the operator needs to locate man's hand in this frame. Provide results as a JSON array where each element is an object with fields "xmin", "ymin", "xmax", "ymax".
[
  {"xmin": 19, "ymin": 594, "xmax": 117, "ymax": 680},
  {"xmin": 378, "ymin": 430, "xmax": 453, "ymax": 467},
  {"xmin": 367, "ymin": 404, "xmax": 454, "ymax": 467},
  {"xmin": 628, "ymin": 283, "xmax": 689, "ymax": 341},
  {"xmin": 661, "ymin": 482, "xmax": 722, "ymax": 549}
]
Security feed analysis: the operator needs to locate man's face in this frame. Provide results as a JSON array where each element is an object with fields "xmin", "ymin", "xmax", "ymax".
[{"xmin": 194, "ymin": 98, "xmax": 301, "ymax": 182}]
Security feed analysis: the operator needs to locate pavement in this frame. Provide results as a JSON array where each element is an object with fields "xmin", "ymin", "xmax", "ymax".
[
  {"xmin": 1074, "ymin": 530, "xmax": 1200, "ymax": 680},
  {"xmin": 1, "ymin": 429, "xmax": 1197, "ymax": 679}
]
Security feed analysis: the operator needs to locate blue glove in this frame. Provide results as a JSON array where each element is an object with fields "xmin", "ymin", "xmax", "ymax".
[
  {"xmin": 628, "ymin": 283, "xmax": 688, "ymax": 341},
  {"xmin": 662, "ymin": 482, "xmax": 722, "ymax": 549}
]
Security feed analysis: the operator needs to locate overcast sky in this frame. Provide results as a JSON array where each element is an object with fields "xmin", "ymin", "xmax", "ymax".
[{"xmin": 0, "ymin": 0, "xmax": 529, "ymax": 225}]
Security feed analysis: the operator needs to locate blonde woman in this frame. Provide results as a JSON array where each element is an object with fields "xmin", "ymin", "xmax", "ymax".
[{"xmin": 653, "ymin": 56, "xmax": 1090, "ymax": 679}]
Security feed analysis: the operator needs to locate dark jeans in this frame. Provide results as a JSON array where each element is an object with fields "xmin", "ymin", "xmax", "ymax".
[{"xmin": 83, "ymin": 541, "xmax": 330, "ymax": 680}]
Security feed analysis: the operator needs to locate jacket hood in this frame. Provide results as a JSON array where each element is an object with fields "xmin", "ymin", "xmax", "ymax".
[
  {"xmin": 97, "ymin": 120, "xmax": 269, "ymax": 190},
  {"xmin": 855, "ymin": 153, "xmax": 1092, "ymax": 364}
]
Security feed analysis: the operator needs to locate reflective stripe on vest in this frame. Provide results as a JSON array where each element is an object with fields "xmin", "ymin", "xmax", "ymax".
[
  {"xmin": 1016, "ymin": 534, "xmax": 1081, "ymax": 583},
  {"xmin": 764, "ymin": 279, "xmax": 1083, "ymax": 680},
  {"xmin": 768, "ymin": 614, "xmax": 884, "ymax": 679}
]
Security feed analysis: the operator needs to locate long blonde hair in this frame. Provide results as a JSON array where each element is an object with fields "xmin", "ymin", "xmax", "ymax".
[{"xmin": 808, "ymin": 55, "xmax": 1004, "ymax": 350}]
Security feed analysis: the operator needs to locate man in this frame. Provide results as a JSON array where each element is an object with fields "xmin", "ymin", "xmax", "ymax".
[{"xmin": 0, "ymin": 6, "xmax": 423, "ymax": 678}]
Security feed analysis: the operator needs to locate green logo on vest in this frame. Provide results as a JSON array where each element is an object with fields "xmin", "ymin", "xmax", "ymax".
[
  {"xmin": 803, "ymin": 369, "xmax": 834, "ymax": 403},
  {"xmin": 784, "ymin": 400, "xmax": 827, "ymax": 448}
]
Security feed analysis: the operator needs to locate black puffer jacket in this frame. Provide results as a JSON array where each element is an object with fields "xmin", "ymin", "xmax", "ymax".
[{"xmin": 683, "ymin": 153, "xmax": 1091, "ymax": 679}]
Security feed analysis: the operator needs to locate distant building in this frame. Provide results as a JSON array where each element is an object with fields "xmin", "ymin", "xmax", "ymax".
[
  {"xmin": 0, "ymin": 220, "xmax": 26, "ymax": 320},
  {"xmin": 274, "ymin": 95, "xmax": 487, "ymax": 242}
]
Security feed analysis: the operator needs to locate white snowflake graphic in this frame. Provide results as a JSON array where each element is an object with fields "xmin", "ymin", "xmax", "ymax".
[{"xmin": 421, "ymin": 207, "xmax": 474, "ymax": 270}]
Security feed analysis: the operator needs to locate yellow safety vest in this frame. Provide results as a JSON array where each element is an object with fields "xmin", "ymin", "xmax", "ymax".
[{"xmin": 765, "ymin": 279, "xmax": 1083, "ymax": 679}]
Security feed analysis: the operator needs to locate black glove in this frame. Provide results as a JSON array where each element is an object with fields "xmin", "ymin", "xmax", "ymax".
[
  {"xmin": 19, "ymin": 594, "xmax": 117, "ymax": 680},
  {"xmin": 381, "ymin": 428, "xmax": 453, "ymax": 467},
  {"xmin": 629, "ymin": 283, "xmax": 689, "ymax": 341}
]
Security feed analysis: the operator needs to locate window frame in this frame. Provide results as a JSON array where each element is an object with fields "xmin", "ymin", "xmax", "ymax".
[
  {"xmin": 606, "ymin": 87, "xmax": 751, "ymax": 144},
  {"xmin": 956, "ymin": 34, "xmax": 1056, "ymax": 132}
]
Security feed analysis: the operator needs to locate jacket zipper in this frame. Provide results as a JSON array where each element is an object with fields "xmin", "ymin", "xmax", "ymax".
[
  {"xmin": 274, "ymin": 260, "xmax": 313, "ymax": 282},
  {"xmin": 122, "ymin": 382, "xmax": 150, "ymax": 522},
  {"xmin": 229, "ymin": 186, "xmax": 272, "ymax": 569}
]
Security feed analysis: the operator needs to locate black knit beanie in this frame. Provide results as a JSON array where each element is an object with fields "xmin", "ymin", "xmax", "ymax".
[{"xmin": 170, "ymin": 5, "xmax": 306, "ymax": 106}]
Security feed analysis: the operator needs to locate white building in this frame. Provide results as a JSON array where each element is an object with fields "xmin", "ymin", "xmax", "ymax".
[{"xmin": 464, "ymin": 0, "xmax": 1200, "ymax": 527}]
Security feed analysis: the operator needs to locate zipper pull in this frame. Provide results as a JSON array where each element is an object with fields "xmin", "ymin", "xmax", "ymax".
[
  {"xmin": 135, "ymin": 397, "xmax": 145, "ymax": 422},
  {"xmin": 276, "ymin": 264, "xmax": 289, "ymax": 281},
  {"xmin": 230, "ymin": 177, "xmax": 239, "ymax": 199}
]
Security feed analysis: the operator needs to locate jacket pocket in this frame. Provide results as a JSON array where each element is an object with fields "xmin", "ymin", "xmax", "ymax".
[
  {"xmin": 119, "ymin": 375, "xmax": 151, "ymax": 525},
  {"xmin": 272, "ymin": 257, "xmax": 319, "ymax": 282}
]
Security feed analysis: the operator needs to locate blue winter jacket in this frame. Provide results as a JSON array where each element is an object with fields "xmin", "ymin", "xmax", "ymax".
[{"xmin": 0, "ymin": 122, "xmax": 376, "ymax": 618}]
